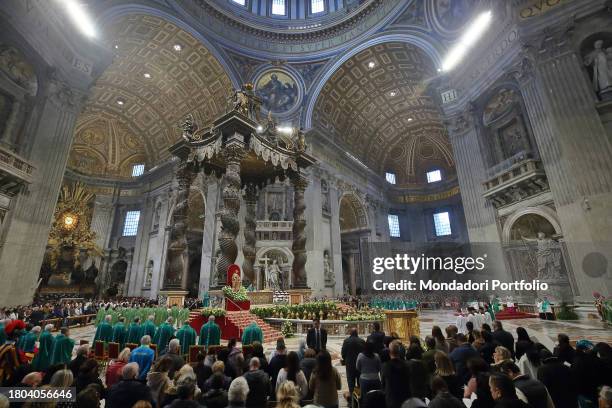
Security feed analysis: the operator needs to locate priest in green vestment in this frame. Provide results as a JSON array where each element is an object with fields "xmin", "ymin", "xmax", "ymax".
[
  {"xmin": 153, "ymin": 317, "xmax": 175, "ymax": 353},
  {"xmin": 175, "ymin": 321, "xmax": 197, "ymax": 355},
  {"xmin": 199, "ymin": 315, "xmax": 221, "ymax": 348},
  {"xmin": 50, "ymin": 327, "xmax": 75, "ymax": 366},
  {"xmin": 93, "ymin": 315, "xmax": 114, "ymax": 344},
  {"xmin": 141, "ymin": 315, "xmax": 157, "ymax": 339},
  {"xmin": 127, "ymin": 317, "xmax": 142, "ymax": 344},
  {"xmin": 241, "ymin": 322, "xmax": 263, "ymax": 345},
  {"xmin": 32, "ymin": 324, "xmax": 55, "ymax": 371},
  {"xmin": 20, "ymin": 326, "xmax": 40, "ymax": 353},
  {"xmin": 112, "ymin": 317, "xmax": 127, "ymax": 348}
]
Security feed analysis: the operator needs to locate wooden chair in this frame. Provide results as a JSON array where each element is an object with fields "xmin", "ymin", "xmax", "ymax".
[
  {"xmin": 107, "ymin": 342, "xmax": 120, "ymax": 360},
  {"xmin": 125, "ymin": 343, "xmax": 138, "ymax": 351},
  {"xmin": 150, "ymin": 344, "xmax": 157, "ymax": 358},
  {"xmin": 189, "ymin": 345, "xmax": 205, "ymax": 363},
  {"xmin": 93, "ymin": 341, "xmax": 108, "ymax": 370}
]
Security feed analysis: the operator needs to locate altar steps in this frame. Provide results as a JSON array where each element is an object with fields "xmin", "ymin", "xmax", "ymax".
[
  {"xmin": 493, "ymin": 309, "xmax": 538, "ymax": 320},
  {"xmin": 188, "ymin": 309, "xmax": 281, "ymax": 343}
]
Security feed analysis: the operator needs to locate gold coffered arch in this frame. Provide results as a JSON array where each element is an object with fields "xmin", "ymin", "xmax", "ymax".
[
  {"xmin": 69, "ymin": 14, "xmax": 234, "ymax": 178},
  {"xmin": 312, "ymin": 42, "xmax": 455, "ymax": 186}
]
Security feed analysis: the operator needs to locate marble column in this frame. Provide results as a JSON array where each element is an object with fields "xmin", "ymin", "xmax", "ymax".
[
  {"xmin": 0, "ymin": 79, "xmax": 87, "ymax": 306},
  {"xmin": 90, "ymin": 199, "xmax": 115, "ymax": 251},
  {"xmin": 329, "ymin": 184, "xmax": 344, "ymax": 295},
  {"xmin": 515, "ymin": 40, "xmax": 612, "ymax": 299},
  {"xmin": 216, "ymin": 143, "xmax": 245, "ymax": 283},
  {"xmin": 242, "ymin": 183, "xmax": 258, "ymax": 285},
  {"xmin": 291, "ymin": 172, "xmax": 309, "ymax": 288},
  {"xmin": 199, "ymin": 179, "xmax": 220, "ymax": 295}
]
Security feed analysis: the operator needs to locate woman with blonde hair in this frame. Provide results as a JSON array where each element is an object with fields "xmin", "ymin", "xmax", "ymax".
[
  {"xmin": 434, "ymin": 351, "xmax": 462, "ymax": 399},
  {"xmin": 106, "ymin": 347, "xmax": 131, "ymax": 387},
  {"xmin": 276, "ymin": 381, "xmax": 300, "ymax": 408},
  {"xmin": 491, "ymin": 346, "xmax": 512, "ymax": 370}
]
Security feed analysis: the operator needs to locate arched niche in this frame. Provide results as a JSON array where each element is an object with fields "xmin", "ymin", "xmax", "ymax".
[
  {"xmin": 339, "ymin": 193, "xmax": 368, "ymax": 233},
  {"xmin": 502, "ymin": 206, "xmax": 562, "ymax": 244}
]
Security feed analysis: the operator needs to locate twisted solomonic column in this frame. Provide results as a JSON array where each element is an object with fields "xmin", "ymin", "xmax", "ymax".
[
  {"xmin": 291, "ymin": 173, "xmax": 309, "ymax": 288},
  {"xmin": 216, "ymin": 145, "xmax": 245, "ymax": 284},
  {"xmin": 242, "ymin": 183, "xmax": 258, "ymax": 286}
]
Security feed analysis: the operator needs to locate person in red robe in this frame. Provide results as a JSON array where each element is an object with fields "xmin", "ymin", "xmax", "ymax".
[{"xmin": 0, "ymin": 320, "xmax": 25, "ymax": 386}]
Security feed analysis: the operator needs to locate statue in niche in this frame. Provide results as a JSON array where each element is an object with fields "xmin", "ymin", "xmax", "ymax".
[
  {"xmin": 144, "ymin": 260, "xmax": 153, "ymax": 287},
  {"xmin": 266, "ymin": 259, "xmax": 282, "ymax": 290},
  {"xmin": 321, "ymin": 180, "xmax": 330, "ymax": 213},
  {"xmin": 0, "ymin": 46, "xmax": 37, "ymax": 93},
  {"xmin": 521, "ymin": 232, "xmax": 562, "ymax": 280},
  {"xmin": 483, "ymin": 88, "xmax": 517, "ymax": 125},
  {"xmin": 152, "ymin": 203, "xmax": 161, "ymax": 231},
  {"xmin": 584, "ymin": 40, "xmax": 612, "ymax": 98},
  {"xmin": 324, "ymin": 250, "xmax": 335, "ymax": 287}
]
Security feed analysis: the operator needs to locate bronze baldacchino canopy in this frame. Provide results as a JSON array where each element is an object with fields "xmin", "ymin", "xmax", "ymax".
[{"xmin": 164, "ymin": 84, "xmax": 315, "ymax": 294}]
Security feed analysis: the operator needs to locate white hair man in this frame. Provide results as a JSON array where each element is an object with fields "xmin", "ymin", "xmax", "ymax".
[
  {"xmin": 228, "ymin": 377, "xmax": 250, "ymax": 406},
  {"xmin": 127, "ymin": 335, "xmax": 155, "ymax": 380},
  {"xmin": 165, "ymin": 338, "xmax": 185, "ymax": 379},
  {"xmin": 93, "ymin": 314, "xmax": 114, "ymax": 343},
  {"xmin": 105, "ymin": 362, "xmax": 155, "ymax": 408},
  {"xmin": 199, "ymin": 314, "xmax": 221, "ymax": 347}
]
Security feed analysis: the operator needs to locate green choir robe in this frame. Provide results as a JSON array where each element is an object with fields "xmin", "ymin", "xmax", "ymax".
[
  {"xmin": 241, "ymin": 322, "xmax": 263, "ymax": 345},
  {"xmin": 175, "ymin": 323, "xmax": 197, "ymax": 355},
  {"xmin": 112, "ymin": 322, "xmax": 127, "ymax": 348},
  {"xmin": 93, "ymin": 321, "xmax": 113, "ymax": 344},
  {"xmin": 20, "ymin": 331, "xmax": 38, "ymax": 353},
  {"xmin": 32, "ymin": 331, "xmax": 54, "ymax": 371},
  {"xmin": 153, "ymin": 322, "xmax": 174, "ymax": 352},
  {"xmin": 199, "ymin": 321, "xmax": 221, "ymax": 347},
  {"xmin": 141, "ymin": 320, "xmax": 157, "ymax": 339},
  {"xmin": 50, "ymin": 333, "xmax": 75, "ymax": 366},
  {"xmin": 127, "ymin": 323, "xmax": 142, "ymax": 344}
]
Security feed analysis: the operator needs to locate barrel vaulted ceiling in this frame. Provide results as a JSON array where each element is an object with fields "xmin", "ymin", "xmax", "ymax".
[
  {"xmin": 68, "ymin": 14, "xmax": 234, "ymax": 178},
  {"xmin": 312, "ymin": 42, "xmax": 455, "ymax": 186}
]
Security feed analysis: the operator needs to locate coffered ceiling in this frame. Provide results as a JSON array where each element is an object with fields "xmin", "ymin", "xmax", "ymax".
[
  {"xmin": 312, "ymin": 42, "xmax": 455, "ymax": 186},
  {"xmin": 68, "ymin": 14, "xmax": 234, "ymax": 178}
]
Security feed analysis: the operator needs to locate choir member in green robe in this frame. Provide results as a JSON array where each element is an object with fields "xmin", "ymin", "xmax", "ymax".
[
  {"xmin": 50, "ymin": 327, "xmax": 75, "ymax": 366},
  {"xmin": 153, "ymin": 317, "xmax": 175, "ymax": 353},
  {"xmin": 127, "ymin": 317, "xmax": 142, "ymax": 344},
  {"xmin": 175, "ymin": 321, "xmax": 197, "ymax": 355},
  {"xmin": 112, "ymin": 317, "xmax": 127, "ymax": 348},
  {"xmin": 93, "ymin": 315, "xmax": 113, "ymax": 344},
  {"xmin": 241, "ymin": 322, "xmax": 263, "ymax": 345},
  {"xmin": 141, "ymin": 315, "xmax": 157, "ymax": 339},
  {"xmin": 199, "ymin": 315, "xmax": 221, "ymax": 348},
  {"xmin": 20, "ymin": 326, "xmax": 40, "ymax": 353},
  {"xmin": 32, "ymin": 324, "xmax": 55, "ymax": 371}
]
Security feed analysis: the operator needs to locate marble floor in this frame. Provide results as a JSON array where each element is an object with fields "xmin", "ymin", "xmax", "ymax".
[{"xmin": 69, "ymin": 310, "xmax": 610, "ymax": 408}]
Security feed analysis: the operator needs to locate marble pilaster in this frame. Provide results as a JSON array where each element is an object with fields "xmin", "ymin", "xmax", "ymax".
[
  {"xmin": 329, "ymin": 185, "xmax": 344, "ymax": 295},
  {"xmin": 199, "ymin": 179, "xmax": 220, "ymax": 295}
]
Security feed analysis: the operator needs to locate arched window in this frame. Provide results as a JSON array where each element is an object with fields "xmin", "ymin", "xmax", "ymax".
[
  {"xmin": 311, "ymin": 0, "xmax": 325, "ymax": 13},
  {"xmin": 272, "ymin": 0, "xmax": 286, "ymax": 15}
]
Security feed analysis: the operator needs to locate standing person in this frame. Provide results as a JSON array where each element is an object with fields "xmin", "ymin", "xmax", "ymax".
[
  {"xmin": 500, "ymin": 361, "xmax": 554, "ymax": 408},
  {"xmin": 129, "ymin": 335, "xmax": 156, "ymax": 380},
  {"xmin": 537, "ymin": 349, "xmax": 577, "ymax": 408},
  {"xmin": 367, "ymin": 322, "xmax": 385, "ymax": 355},
  {"xmin": 75, "ymin": 359, "xmax": 106, "ymax": 397},
  {"xmin": 50, "ymin": 327, "xmax": 75, "ymax": 366},
  {"xmin": 69, "ymin": 344, "xmax": 90, "ymax": 378},
  {"xmin": 94, "ymin": 315, "xmax": 113, "ymax": 344},
  {"xmin": 106, "ymin": 362, "xmax": 155, "ymax": 408},
  {"xmin": 306, "ymin": 318, "xmax": 327, "ymax": 353},
  {"xmin": 227, "ymin": 377, "xmax": 249, "ymax": 408},
  {"xmin": 112, "ymin": 317, "xmax": 127, "ymax": 349},
  {"xmin": 300, "ymin": 348, "xmax": 317, "ymax": 383},
  {"xmin": 165, "ymin": 339, "xmax": 185, "ymax": 379},
  {"xmin": 553, "ymin": 333, "xmax": 575, "ymax": 365},
  {"xmin": 20, "ymin": 326, "xmax": 39, "ymax": 353},
  {"xmin": 449, "ymin": 333, "xmax": 479, "ymax": 384},
  {"xmin": 432, "ymin": 326, "xmax": 449, "ymax": 353},
  {"xmin": 106, "ymin": 347, "xmax": 131, "ymax": 388},
  {"xmin": 199, "ymin": 315, "xmax": 221, "ymax": 348},
  {"xmin": 309, "ymin": 350, "xmax": 341, "ymax": 408},
  {"xmin": 356, "ymin": 340, "xmax": 382, "ymax": 400},
  {"xmin": 341, "ymin": 327, "xmax": 365, "ymax": 398},
  {"xmin": 492, "ymin": 321, "xmax": 515, "ymax": 358},
  {"xmin": 428, "ymin": 376, "xmax": 465, "ymax": 408},
  {"xmin": 154, "ymin": 317, "xmax": 175, "ymax": 354},
  {"xmin": 243, "ymin": 357, "xmax": 270, "ymax": 408},
  {"xmin": 267, "ymin": 339, "xmax": 288, "ymax": 395},
  {"xmin": 146, "ymin": 356, "xmax": 173, "ymax": 406},
  {"xmin": 127, "ymin": 317, "xmax": 142, "ymax": 345},
  {"xmin": 514, "ymin": 328, "xmax": 534, "ymax": 362},
  {"xmin": 0, "ymin": 319, "xmax": 24, "ymax": 386},
  {"xmin": 489, "ymin": 373, "xmax": 530, "ymax": 408},
  {"xmin": 31, "ymin": 324, "xmax": 54, "ymax": 371},
  {"xmin": 241, "ymin": 322, "xmax": 263, "ymax": 346},
  {"xmin": 434, "ymin": 351, "xmax": 463, "ymax": 400},
  {"xmin": 276, "ymin": 351, "xmax": 308, "ymax": 399},
  {"xmin": 176, "ymin": 321, "xmax": 197, "ymax": 355},
  {"xmin": 381, "ymin": 340, "xmax": 411, "ymax": 408},
  {"xmin": 141, "ymin": 315, "xmax": 157, "ymax": 339}
]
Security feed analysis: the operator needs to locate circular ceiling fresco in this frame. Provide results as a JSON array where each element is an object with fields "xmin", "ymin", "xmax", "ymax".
[
  {"xmin": 68, "ymin": 14, "xmax": 234, "ymax": 179},
  {"xmin": 312, "ymin": 42, "xmax": 455, "ymax": 186}
]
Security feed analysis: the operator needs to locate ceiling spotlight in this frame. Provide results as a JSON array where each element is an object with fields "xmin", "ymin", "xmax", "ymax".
[
  {"xmin": 116, "ymin": 99, "xmax": 125, "ymax": 106},
  {"xmin": 173, "ymin": 44, "xmax": 182, "ymax": 52},
  {"xmin": 408, "ymin": 118, "xmax": 413, "ymax": 122},
  {"xmin": 389, "ymin": 91, "xmax": 397, "ymax": 97},
  {"xmin": 143, "ymin": 73, "xmax": 151, "ymax": 79},
  {"xmin": 114, "ymin": 44, "xmax": 119, "ymax": 49},
  {"xmin": 59, "ymin": 0, "xmax": 97, "ymax": 38},
  {"xmin": 441, "ymin": 10, "xmax": 492, "ymax": 72},
  {"xmin": 277, "ymin": 126, "xmax": 294, "ymax": 135},
  {"xmin": 367, "ymin": 61, "xmax": 376, "ymax": 69},
  {"xmin": 256, "ymin": 125, "xmax": 263, "ymax": 132}
]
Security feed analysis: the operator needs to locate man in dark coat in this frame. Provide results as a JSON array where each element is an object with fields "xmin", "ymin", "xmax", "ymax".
[
  {"xmin": 501, "ymin": 361, "xmax": 553, "ymax": 408},
  {"xmin": 306, "ymin": 318, "xmax": 327, "ymax": 353},
  {"xmin": 341, "ymin": 327, "xmax": 365, "ymax": 397},
  {"xmin": 243, "ymin": 356, "xmax": 269, "ymax": 408},
  {"xmin": 537, "ymin": 351, "xmax": 577, "ymax": 408},
  {"xmin": 492, "ymin": 321, "xmax": 515, "ymax": 357},
  {"xmin": 449, "ymin": 333, "xmax": 479, "ymax": 384},
  {"xmin": 106, "ymin": 362, "xmax": 154, "ymax": 408},
  {"xmin": 381, "ymin": 340, "xmax": 411, "ymax": 408},
  {"xmin": 367, "ymin": 322, "xmax": 386, "ymax": 355}
]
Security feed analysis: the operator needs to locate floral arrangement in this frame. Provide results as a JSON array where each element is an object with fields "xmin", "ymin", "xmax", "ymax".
[
  {"xmin": 199, "ymin": 307, "xmax": 226, "ymax": 318},
  {"xmin": 556, "ymin": 302, "xmax": 579, "ymax": 320},
  {"xmin": 251, "ymin": 301, "xmax": 338, "ymax": 320},
  {"xmin": 222, "ymin": 285, "xmax": 250, "ymax": 302},
  {"xmin": 281, "ymin": 320, "xmax": 294, "ymax": 338},
  {"xmin": 344, "ymin": 311, "xmax": 386, "ymax": 321}
]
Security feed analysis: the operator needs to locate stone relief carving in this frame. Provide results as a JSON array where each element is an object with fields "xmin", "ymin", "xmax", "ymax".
[
  {"xmin": 323, "ymin": 249, "xmax": 335, "ymax": 287},
  {"xmin": 583, "ymin": 39, "xmax": 612, "ymax": 100},
  {"xmin": 0, "ymin": 45, "xmax": 37, "ymax": 94}
]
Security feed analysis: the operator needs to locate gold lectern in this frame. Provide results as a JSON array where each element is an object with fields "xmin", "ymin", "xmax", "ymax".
[{"xmin": 383, "ymin": 310, "xmax": 420, "ymax": 341}]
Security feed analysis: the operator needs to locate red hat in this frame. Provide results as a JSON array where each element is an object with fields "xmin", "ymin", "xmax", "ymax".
[{"xmin": 5, "ymin": 320, "xmax": 25, "ymax": 336}]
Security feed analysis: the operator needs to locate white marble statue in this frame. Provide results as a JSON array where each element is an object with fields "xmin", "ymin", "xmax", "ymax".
[
  {"xmin": 522, "ymin": 232, "xmax": 562, "ymax": 280},
  {"xmin": 584, "ymin": 40, "xmax": 611, "ymax": 96},
  {"xmin": 323, "ymin": 251, "xmax": 335, "ymax": 287},
  {"xmin": 266, "ymin": 259, "xmax": 281, "ymax": 290}
]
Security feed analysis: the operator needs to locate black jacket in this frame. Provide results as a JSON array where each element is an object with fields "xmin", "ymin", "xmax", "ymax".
[
  {"xmin": 428, "ymin": 392, "xmax": 465, "ymax": 408},
  {"xmin": 243, "ymin": 369, "xmax": 270, "ymax": 408},
  {"xmin": 537, "ymin": 358, "xmax": 577, "ymax": 408},
  {"xmin": 198, "ymin": 388, "xmax": 228, "ymax": 408},
  {"xmin": 381, "ymin": 358, "xmax": 411, "ymax": 408},
  {"xmin": 493, "ymin": 398, "xmax": 532, "ymax": 408},
  {"xmin": 492, "ymin": 329, "xmax": 515, "ymax": 356},
  {"xmin": 341, "ymin": 335, "xmax": 365, "ymax": 372},
  {"xmin": 306, "ymin": 327, "xmax": 327, "ymax": 352},
  {"xmin": 106, "ymin": 379, "xmax": 154, "ymax": 408},
  {"xmin": 194, "ymin": 363, "xmax": 212, "ymax": 391},
  {"xmin": 513, "ymin": 375, "xmax": 549, "ymax": 408},
  {"xmin": 266, "ymin": 354, "xmax": 287, "ymax": 391},
  {"xmin": 367, "ymin": 331, "xmax": 386, "ymax": 355},
  {"xmin": 406, "ymin": 359, "xmax": 430, "ymax": 399}
]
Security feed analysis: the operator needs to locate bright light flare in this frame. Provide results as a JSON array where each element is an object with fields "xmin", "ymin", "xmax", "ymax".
[
  {"xmin": 277, "ymin": 126, "xmax": 294, "ymax": 134},
  {"xmin": 440, "ymin": 10, "xmax": 492, "ymax": 72},
  {"xmin": 59, "ymin": 0, "xmax": 97, "ymax": 38}
]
